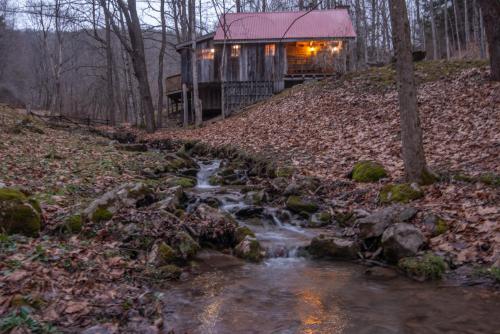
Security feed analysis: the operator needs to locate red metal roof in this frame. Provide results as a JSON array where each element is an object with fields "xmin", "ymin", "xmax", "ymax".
[{"xmin": 213, "ymin": 9, "xmax": 356, "ymax": 42}]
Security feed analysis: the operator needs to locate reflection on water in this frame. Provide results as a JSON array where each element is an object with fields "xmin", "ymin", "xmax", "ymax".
[{"xmin": 162, "ymin": 256, "xmax": 500, "ymax": 334}]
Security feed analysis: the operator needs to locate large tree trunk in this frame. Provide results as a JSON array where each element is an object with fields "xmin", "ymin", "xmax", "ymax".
[
  {"xmin": 105, "ymin": 10, "xmax": 116, "ymax": 125},
  {"xmin": 444, "ymin": 2, "xmax": 451, "ymax": 59},
  {"xmin": 189, "ymin": 0, "xmax": 202, "ymax": 127},
  {"xmin": 429, "ymin": 0, "xmax": 438, "ymax": 59},
  {"xmin": 478, "ymin": 0, "xmax": 500, "ymax": 80},
  {"xmin": 388, "ymin": 0, "xmax": 432, "ymax": 184}
]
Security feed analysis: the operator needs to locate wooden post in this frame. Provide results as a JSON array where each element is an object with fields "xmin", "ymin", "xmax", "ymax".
[{"xmin": 182, "ymin": 83, "xmax": 189, "ymax": 127}]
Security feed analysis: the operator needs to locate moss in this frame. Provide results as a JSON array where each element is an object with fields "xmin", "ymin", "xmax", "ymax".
[
  {"xmin": 318, "ymin": 211, "xmax": 332, "ymax": 222},
  {"xmin": 235, "ymin": 226, "xmax": 255, "ymax": 244},
  {"xmin": 286, "ymin": 196, "xmax": 318, "ymax": 214},
  {"xmin": 0, "ymin": 188, "xmax": 27, "ymax": 201},
  {"xmin": 28, "ymin": 199, "xmax": 42, "ymax": 214},
  {"xmin": 335, "ymin": 212, "xmax": 354, "ymax": 226},
  {"xmin": 63, "ymin": 214, "xmax": 83, "ymax": 233},
  {"xmin": 0, "ymin": 204, "xmax": 41, "ymax": 237},
  {"xmin": 91, "ymin": 207, "xmax": 113, "ymax": 222},
  {"xmin": 434, "ymin": 218, "xmax": 448, "ymax": 236},
  {"xmin": 208, "ymin": 175, "xmax": 223, "ymax": 186},
  {"xmin": 175, "ymin": 231, "xmax": 200, "ymax": 259},
  {"xmin": 478, "ymin": 173, "xmax": 500, "ymax": 187},
  {"xmin": 168, "ymin": 177, "xmax": 196, "ymax": 188},
  {"xmin": 235, "ymin": 237, "xmax": 263, "ymax": 262},
  {"xmin": 275, "ymin": 166, "xmax": 294, "ymax": 178},
  {"xmin": 351, "ymin": 161, "xmax": 388, "ymax": 182},
  {"xmin": 379, "ymin": 183, "xmax": 424, "ymax": 204},
  {"xmin": 158, "ymin": 242, "xmax": 176, "ymax": 264},
  {"xmin": 398, "ymin": 254, "xmax": 446, "ymax": 281},
  {"xmin": 155, "ymin": 264, "xmax": 182, "ymax": 280}
]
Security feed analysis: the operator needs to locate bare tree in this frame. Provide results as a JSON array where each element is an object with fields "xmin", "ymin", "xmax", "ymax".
[
  {"xmin": 389, "ymin": 0, "xmax": 433, "ymax": 184},
  {"xmin": 189, "ymin": 0, "xmax": 201, "ymax": 126},
  {"xmin": 477, "ymin": 0, "xmax": 500, "ymax": 80}
]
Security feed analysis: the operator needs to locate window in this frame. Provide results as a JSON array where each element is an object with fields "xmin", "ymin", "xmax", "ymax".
[
  {"xmin": 200, "ymin": 48, "xmax": 215, "ymax": 60},
  {"xmin": 265, "ymin": 44, "xmax": 275, "ymax": 56},
  {"xmin": 231, "ymin": 44, "xmax": 240, "ymax": 57}
]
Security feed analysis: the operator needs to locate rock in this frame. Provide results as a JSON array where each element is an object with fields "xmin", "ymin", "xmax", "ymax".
[
  {"xmin": 234, "ymin": 206, "xmax": 264, "ymax": 219},
  {"xmin": 166, "ymin": 177, "xmax": 196, "ymax": 188},
  {"xmin": 234, "ymin": 236, "xmax": 264, "ymax": 262},
  {"xmin": 350, "ymin": 161, "xmax": 388, "ymax": 182},
  {"xmin": 115, "ymin": 143, "xmax": 148, "ymax": 152},
  {"xmin": 172, "ymin": 231, "xmax": 199, "ymax": 260},
  {"xmin": 83, "ymin": 183, "xmax": 154, "ymax": 221},
  {"xmin": 152, "ymin": 186, "xmax": 185, "ymax": 212},
  {"xmin": 235, "ymin": 226, "xmax": 255, "ymax": 243},
  {"xmin": 154, "ymin": 242, "xmax": 176, "ymax": 264},
  {"xmin": 423, "ymin": 214, "xmax": 448, "ymax": 236},
  {"xmin": 82, "ymin": 324, "xmax": 118, "ymax": 334},
  {"xmin": 285, "ymin": 196, "xmax": 318, "ymax": 214},
  {"xmin": 164, "ymin": 153, "xmax": 198, "ymax": 173},
  {"xmin": 304, "ymin": 211, "xmax": 332, "ymax": 228},
  {"xmin": 244, "ymin": 190, "xmax": 268, "ymax": 205},
  {"xmin": 357, "ymin": 207, "xmax": 397, "ymax": 239},
  {"xmin": 379, "ymin": 183, "xmax": 423, "ymax": 204},
  {"xmin": 381, "ymin": 223, "xmax": 426, "ymax": 263},
  {"xmin": 308, "ymin": 235, "xmax": 360, "ymax": 259},
  {"xmin": 0, "ymin": 188, "xmax": 41, "ymax": 237},
  {"xmin": 192, "ymin": 204, "xmax": 238, "ymax": 246},
  {"xmin": 398, "ymin": 207, "xmax": 418, "ymax": 222},
  {"xmin": 156, "ymin": 264, "xmax": 182, "ymax": 280},
  {"xmin": 398, "ymin": 253, "xmax": 446, "ymax": 281}
]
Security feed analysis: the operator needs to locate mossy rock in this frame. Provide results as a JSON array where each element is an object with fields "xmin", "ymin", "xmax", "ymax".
[
  {"xmin": 235, "ymin": 226, "xmax": 255, "ymax": 244},
  {"xmin": 234, "ymin": 236, "xmax": 263, "ymax": 262},
  {"xmin": 158, "ymin": 242, "xmax": 176, "ymax": 264},
  {"xmin": 174, "ymin": 231, "xmax": 200, "ymax": 259},
  {"xmin": 208, "ymin": 175, "xmax": 223, "ymax": 186},
  {"xmin": 168, "ymin": 177, "xmax": 196, "ymax": 188},
  {"xmin": 286, "ymin": 196, "xmax": 318, "ymax": 214},
  {"xmin": 398, "ymin": 253, "xmax": 446, "ymax": 281},
  {"xmin": 434, "ymin": 218, "xmax": 448, "ymax": 236},
  {"xmin": 351, "ymin": 161, "xmax": 388, "ymax": 182},
  {"xmin": 306, "ymin": 211, "xmax": 332, "ymax": 227},
  {"xmin": 155, "ymin": 264, "xmax": 182, "ymax": 280},
  {"xmin": 379, "ymin": 183, "xmax": 423, "ymax": 204},
  {"xmin": 0, "ymin": 188, "xmax": 41, "ymax": 237},
  {"xmin": 275, "ymin": 166, "xmax": 294, "ymax": 178},
  {"xmin": 91, "ymin": 207, "xmax": 113, "ymax": 222},
  {"xmin": 63, "ymin": 214, "xmax": 83, "ymax": 233}
]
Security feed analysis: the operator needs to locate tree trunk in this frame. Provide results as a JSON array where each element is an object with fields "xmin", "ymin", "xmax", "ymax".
[
  {"xmin": 105, "ymin": 8, "xmax": 116, "ymax": 125},
  {"xmin": 444, "ymin": 2, "xmax": 451, "ymax": 59},
  {"xmin": 478, "ymin": 0, "xmax": 500, "ymax": 80},
  {"xmin": 464, "ymin": 0, "xmax": 470, "ymax": 46},
  {"xmin": 388, "ymin": 0, "xmax": 432, "ymax": 184},
  {"xmin": 189, "ymin": 0, "xmax": 202, "ymax": 126},
  {"xmin": 429, "ymin": 0, "xmax": 438, "ymax": 59},
  {"xmin": 453, "ymin": 0, "xmax": 462, "ymax": 57},
  {"xmin": 157, "ymin": 0, "xmax": 167, "ymax": 128}
]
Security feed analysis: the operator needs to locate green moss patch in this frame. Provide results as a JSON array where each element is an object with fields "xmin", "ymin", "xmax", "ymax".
[
  {"xmin": 63, "ymin": 214, "xmax": 83, "ymax": 233},
  {"xmin": 275, "ymin": 166, "xmax": 294, "ymax": 178},
  {"xmin": 158, "ymin": 242, "xmax": 176, "ymax": 264},
  {"xmin": 379, "ymin": 183, "xmax": 423, "ymax": 204},
  {"xmin": 351, "ymin": 161, "xmax": 388, "ymax": 182},
  {"xmin": 286, "ymin": 196, "xmax": 318, "ymax": 214},
  {"xmin": 91, "ymin": 208, "xmax": 113, "ymax": 223},
  {"xmin": 235, "ymin": 226, "xmax": 255, "ymax": 244},
  {"xmin": 398, "ymin": 253, "xmax": 446, "ymax": 281},
  {"xmin": 168, "ymin": 177, "xmax": 196, "ymax": 188},
  {"xmin": 0, "ymin": 188, "xmax": 41, "ymax": 237}
]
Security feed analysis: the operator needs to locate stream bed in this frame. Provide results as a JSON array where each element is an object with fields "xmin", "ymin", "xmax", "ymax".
[{"xmin": 162, "ymin": 160, "xmax": 500, "ymax": 334}]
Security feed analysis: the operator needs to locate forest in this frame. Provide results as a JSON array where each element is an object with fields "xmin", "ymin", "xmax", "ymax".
[{"xmin": 0, "ymin": 0, "xmax": 499, "ymax": 333}]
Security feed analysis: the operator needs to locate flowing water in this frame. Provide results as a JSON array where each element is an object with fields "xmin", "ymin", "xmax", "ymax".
[{"xmin": 162, "ymin": 161, "xmax": 500, "ymax": 334}]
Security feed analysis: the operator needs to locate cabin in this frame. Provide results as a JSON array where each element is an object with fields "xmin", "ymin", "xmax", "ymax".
[{"xmin": 165, "ymin": 8, "xmax": 356, "ymax": 120}]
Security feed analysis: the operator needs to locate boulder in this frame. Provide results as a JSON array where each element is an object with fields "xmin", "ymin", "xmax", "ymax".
[
  {"xmin": 171, "ymin": 231, "xmax": 199, "ymax": 260},
  {"xmin": 234, "ymin": 236, "xmax": 264, "ymax": 262},
  {"xmin": 235, "ymin": 226, "xmax": 255, "ymax": 244},
  {"xmin": 398, "ymin": 253, "xmax": 446, "ymax": 281},
  {"xmin": 422, "ymin": 214, "xmax": 448, "ymax": 236},
  {"xmin": 244, "ymin": 190, "xmax": 268, "ymax": 205},
  {"xmin": 0, "ymin": 188, "xmax": 41, "ymax": 237},
  {"xmin": 163, "ymin": 153, "xmax": 198, "ymax": 173},
  {"xmin": 192, "ymin": 204, "xmax": 238, "ymax": 246},
  {"xmin": 357, "ymin": 207, "xmax": 397, "ymax": 239},
  {"xmin": 308, "ymin": 235, "xmax": 360, "ymax": 259},
  {"xmin": 83, "ymin": 182, "xmax": 154, "ymax": 221},
  {"xmin": 350, "ymin": 161, "xmax": 388, "ymax": 182},
  {"xmin": 234, "ymin": 206, "xmax": 264, "ymax": 219},
  {"xmin": 379, "ymin": 183, "xmax": 423, "ymax": 204},
  {"xmin": 166, "ymin": 177, "xmax": 196, "ymax": 188},
  {"xmin": 285, "ymin": 196, "xmax": 318, "ymax": 214},
  {"xmin": 381, "ymin": 223, "xmax": 425, "ymax": 263},
  {"xmin": 304, "ymin": 211, "xmax": 332, "ymax": 228},
  {"xmin": 151, "ymin": 186, "xmax": 185, "ymax": 212}
]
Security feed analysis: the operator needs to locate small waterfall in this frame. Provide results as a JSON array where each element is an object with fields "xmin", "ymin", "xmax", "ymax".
[{"xmin": 196, "ymin": 160, "xmax": 221, "ymax": 189}]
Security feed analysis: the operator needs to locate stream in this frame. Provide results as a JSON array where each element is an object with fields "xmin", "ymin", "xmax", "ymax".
[{"xmin": 162, "ymin": 160, "xmax": 500, "ymax": 334}]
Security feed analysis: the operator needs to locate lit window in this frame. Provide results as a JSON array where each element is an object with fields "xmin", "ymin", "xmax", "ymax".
[
  {"xmin": 200, "ymin": 48, "xmax": 215, "ymax": 60},
  {"xmin": 265, "ymin": 44, "xmax": 275, "ymax": 56},
  {"xmin": 231, "ymin": 44, "xmax": 240, "ymax": 57}
]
